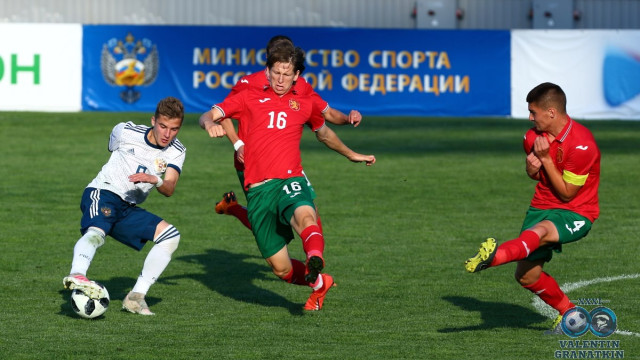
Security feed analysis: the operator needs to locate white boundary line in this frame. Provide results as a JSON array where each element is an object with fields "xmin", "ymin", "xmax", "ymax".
[{"xmin": 531, "ymin": 273, "xmax": 640, "ymax": 337}]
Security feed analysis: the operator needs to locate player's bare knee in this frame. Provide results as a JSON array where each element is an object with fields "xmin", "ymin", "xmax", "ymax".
[{"xmin": 272, "ymin": 266, "xmax": 292, "ymax": 279}]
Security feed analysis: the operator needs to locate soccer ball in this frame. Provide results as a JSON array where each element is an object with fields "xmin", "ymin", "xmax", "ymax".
[
  {"xmin": 564, "ymin": 310, "xmax": 588, "ymax": 333},
  {"xmin": 70, "ymin": 283, "xmax": 110, "ymax": 319}
]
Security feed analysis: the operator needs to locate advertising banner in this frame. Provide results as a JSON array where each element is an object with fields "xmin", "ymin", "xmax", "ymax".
[
  {"xmin": 82, "ymin": 25, "xmax": 511, "ymax": 116},
  {"xmin": 512, "ymin": 30, "xmax": 640, "ymax": 120},
  {"xmin": 0, "ymin": 24, "xmax": 82, "ymax": 112}
]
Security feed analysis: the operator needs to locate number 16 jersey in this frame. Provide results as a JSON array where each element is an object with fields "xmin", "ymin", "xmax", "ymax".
[{"xmin": 214, "ymin": 86, "xmax": 327, "ymax": 189}]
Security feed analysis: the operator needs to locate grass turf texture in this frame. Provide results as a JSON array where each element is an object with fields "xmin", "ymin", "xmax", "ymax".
[{"xmin": 1, "ymin": 113, "xmax": 638, "ymax": 359}]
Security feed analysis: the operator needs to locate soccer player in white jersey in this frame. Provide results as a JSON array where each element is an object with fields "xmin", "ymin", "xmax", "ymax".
[{"xmin": 62, "ymin": 97, "xmax": 186, "ymax": 315}]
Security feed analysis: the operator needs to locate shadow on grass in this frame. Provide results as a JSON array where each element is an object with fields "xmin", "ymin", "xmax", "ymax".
[
  {"xmin": 168, "ymin": 248, "xmax": 305, "ymax": 316},
  {"xmin": 438, "ymin": 295, "xmax": 547, "ymax": 333}
]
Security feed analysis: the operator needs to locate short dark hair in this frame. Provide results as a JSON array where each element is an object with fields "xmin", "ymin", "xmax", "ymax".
[
  {"xmin": 266, "ymin": 35, "xmax": 293, "ymax": 57},
  {"xmin": 266, "ymin": 42, "xmax": 297, "ymax": 71},
  {"xmin": 155, "ymin": 96, "xmax": 184, "ymax": 122},
  {"xmin": 526, "ymin": 82, "xmax": 567, "ymax": 113},
  {"xmin": 294, "ymin": 46, "xmax": 306, "ymax": 74}
]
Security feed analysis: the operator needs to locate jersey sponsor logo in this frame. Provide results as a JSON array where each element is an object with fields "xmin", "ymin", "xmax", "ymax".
[
  {"xmin": 289, "ymin": 99, "xmax": 300, "ymax": 111},
  {"xmin": 100, "ymin": 32, "xmax": 159, "ymax": 104},
  {"xmin": 576, "ymin": 145, "xmax": 589, "ymax": 150},
  {"xmin": 241, "ymin": 79, "xmax": 249, "ymax": 84},
  {"xmin": 259, "ymin": 98, "xmax": 271, "ymax": 103},
  {"xmin": 289, "ymin": 191, "xmax": 301, "ymax": 198},
  {"xmin": 127, "ymin": 148, "xmax": 135, "ymax": 155}
]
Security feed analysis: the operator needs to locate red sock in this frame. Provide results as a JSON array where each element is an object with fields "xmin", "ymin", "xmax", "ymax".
[
  {"xmin": 280, "ymin": 259, "xmax": 308, "ymax": 286},
  {"xmin": 523, "ymin": 272, "xmax": 574, "ymax": 315},
  {"xmin": 490, "ymin": 230, "xmax": 541, "ymax": 266},
  {"xmin": 300, "ymin": 225, "xmax": 324, "ymax": 259},
  {"xmin": 227, "ymin": 205, "xmax": 252, "ymax": 230},
  {"xmin": 316, "ymin": 214, "xmax": 323, "ymax": 233}
]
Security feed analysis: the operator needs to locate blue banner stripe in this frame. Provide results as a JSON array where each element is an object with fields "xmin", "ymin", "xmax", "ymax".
[{"xmin": 82, "ymin": 25, "xmax": 510, "ymax": 116}]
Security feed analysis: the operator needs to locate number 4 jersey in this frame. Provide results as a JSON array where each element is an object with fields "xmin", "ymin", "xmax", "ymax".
[{"xmin": 523, "ymin": 117, "xmax": 600, "ymax": 222}]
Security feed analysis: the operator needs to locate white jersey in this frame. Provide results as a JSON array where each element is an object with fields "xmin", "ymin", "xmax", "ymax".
[{"xmin": 87, "ymin": 121, "xmax": 186, "ymax": 205}]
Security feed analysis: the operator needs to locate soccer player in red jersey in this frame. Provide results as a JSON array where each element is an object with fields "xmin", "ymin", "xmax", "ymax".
[
  {"xmin": 200, "ymin": 42, "xmax": 375, "ymax": 311},
  {"xmin": 209, "ymin": 35, "xmax": 361, "ymax": 230},
  {"xmin": 464, "ymin": 82, "xmax": 601, "ymax": 334}
]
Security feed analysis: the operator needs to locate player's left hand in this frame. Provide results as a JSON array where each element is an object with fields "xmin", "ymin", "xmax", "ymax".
[
  {"xmin": 236, "ymin": 146, "xmax": 245, "ymax": 163},
  {"xmin": 349, "ymin": 153, "xmax": 376, "ymax": 166},
  {"xmin": 348, "ymin": 110, "xmax": 362, "ymax": 127},
  {"xmin": 533, "ymin": 136, "xmax": 550, "ymax": 159}
]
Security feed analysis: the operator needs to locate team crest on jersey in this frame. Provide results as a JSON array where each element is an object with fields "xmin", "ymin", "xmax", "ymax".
[
  {"xmin": 556, "ymin": 147, "xmax": 564, "ymax": 163},
  {"xmin": 154, "ymin": 158, "xmax": 168, "ymax": 174},
  {"xmin": 101, "ymin": 32, "xmax": 159, "ymax": 104},
  {"xmin": 101, "ymin": 207, "xmax": 112, "ymax": 217},
  {"xmin": 289, "ymin": 99, "xmax": 300, "ymax": 111}
]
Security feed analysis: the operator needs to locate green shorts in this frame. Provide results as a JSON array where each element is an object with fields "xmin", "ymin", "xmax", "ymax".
[
  {"xmin": 237, "ymin": 170, "xmax": 317, "ymax": 200},
  {"xmin": 246, "ymin": 177, "xmax": 316, "ymax": 259},
  {"xmin": 521, "ymin": 207, "xmax": 592, "ymax": 262}
]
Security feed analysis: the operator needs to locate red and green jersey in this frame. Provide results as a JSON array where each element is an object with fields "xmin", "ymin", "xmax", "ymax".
[
  {"xmin": 215, "ymin": 85, "xmax": 326, "ymax": 189},
  {"xmin": 523, "ymin": 117, "xmax": 600, "ymax": 222},
  {"xmin": 227, "ymin": 69, "xmax": 328, "ymax": 170}
]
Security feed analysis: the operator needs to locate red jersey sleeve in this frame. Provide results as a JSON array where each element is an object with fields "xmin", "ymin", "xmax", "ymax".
[
  {"xmin": 308, "ymin": 92, "xmax": 328, "ymax": 131},
  {"xmin": 562, "ymin": 134, "xmax": 599, "ymax": 182},
  {"xmin": 215, "ymin": 91, "xmax": 246, "ymax": 120}
]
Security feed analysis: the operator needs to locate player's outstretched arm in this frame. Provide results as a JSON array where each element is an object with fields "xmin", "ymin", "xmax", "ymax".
[
  {"xmin": 323, "ymin": 107, "xmax": 362, "ymax": 127},
  {"xmin": 315, "ymin": 125, "xmax": 375, "ymax": 166},
  {"xmin": 198, "ymin": 109, "xmax": 226, "ymax": 138}
]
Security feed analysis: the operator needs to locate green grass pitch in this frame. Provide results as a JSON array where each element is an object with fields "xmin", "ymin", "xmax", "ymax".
[{"xmin": 1, "ymin": 112, "xmax": 638, "ymax": 359}]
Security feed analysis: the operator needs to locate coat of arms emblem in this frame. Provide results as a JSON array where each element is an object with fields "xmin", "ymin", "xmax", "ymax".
[{"xmin": 101, "ymin": 33, "xmax": 159, "ymax": 104}]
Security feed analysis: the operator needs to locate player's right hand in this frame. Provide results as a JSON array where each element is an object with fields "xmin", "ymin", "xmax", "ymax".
[{"xmin": 205, "ymin": 121, "xmax": 226, "ymax": 138}]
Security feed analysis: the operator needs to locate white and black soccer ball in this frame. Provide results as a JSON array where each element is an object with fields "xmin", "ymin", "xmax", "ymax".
[
  {"xmin": 70, "ymin": 283, "xmax": 110, "ymax": 319},
  {"xmin": 564, "ymin": 310, "xmax": 588, "ymax": 333}
]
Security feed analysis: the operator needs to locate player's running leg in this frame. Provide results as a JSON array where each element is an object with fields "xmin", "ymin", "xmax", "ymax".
[
  {"xmin": 304, "ymin": 273, "xmax": 336, "ymax": 311},
  {"xmin": 215, "ymin": 191, "xmax": 252, "ymax": 229},
  {"xmin": 63, "ymin": 227, "xmax": 106, "ymax": 299},
  {"xmin": 464, "ymin": 238, "xmax": 497, "ymax": 273},
  {"xmin": 123, "ymin": 224, "xmax": 180, "ymax": 315}
]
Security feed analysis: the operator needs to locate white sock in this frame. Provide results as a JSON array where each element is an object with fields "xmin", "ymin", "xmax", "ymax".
[
  {"xmin": 69, "ymin": 227, "xmax": 105, "ymax": 276},
  {"xmin": 132, "ymin": 226, "xmax": 180, "ymax": 295},
  {"xmin": 312, "ymin": 274, "xmax": 324, "ymax": 290}
]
